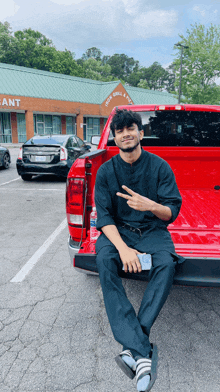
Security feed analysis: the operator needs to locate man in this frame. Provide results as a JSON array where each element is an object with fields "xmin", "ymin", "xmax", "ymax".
[{"xmin": 95, "ymin": 109, "xmax": 184, "ymax": 392}]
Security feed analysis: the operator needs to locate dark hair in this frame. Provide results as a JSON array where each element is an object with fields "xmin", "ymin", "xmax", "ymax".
[{"xmin": 110, "ymin": 109, "xmax": 142, "ymax": 137}]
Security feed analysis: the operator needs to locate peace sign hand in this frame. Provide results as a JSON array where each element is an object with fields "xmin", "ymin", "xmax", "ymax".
[{"xmin": 116, "ymin": 185, "xmax": 155, "ymax": 212}]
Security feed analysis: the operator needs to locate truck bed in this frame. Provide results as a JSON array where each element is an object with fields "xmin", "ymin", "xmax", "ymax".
[{"xmin": 170, "ymin": 189, "xmax": 220, "ymax": 258}]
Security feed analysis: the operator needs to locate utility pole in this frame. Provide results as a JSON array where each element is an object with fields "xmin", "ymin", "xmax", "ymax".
[{"xmin": 175, "ymin": 43, "xmax": 189, "ymax": 104}]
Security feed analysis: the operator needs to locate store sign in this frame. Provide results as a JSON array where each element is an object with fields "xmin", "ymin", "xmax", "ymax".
[
  {"xmin": 0, "ymin": 97, "xmax": 21, "ymax": 108},
  {"xmin": 105, "ymin": 91, "xmax": 133, "ymax": 107}
]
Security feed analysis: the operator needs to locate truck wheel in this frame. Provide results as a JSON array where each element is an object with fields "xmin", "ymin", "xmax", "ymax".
[
  {"xmin": 3, "ymin": 153, "xmax": 10, "ymax": 169},
  {"xmin": 21, "ymin": 174, "xmax": 32, "ymax": 181}
]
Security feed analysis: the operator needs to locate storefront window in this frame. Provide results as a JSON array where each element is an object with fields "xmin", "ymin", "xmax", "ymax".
[
  {"xmin": 83, "ymin": 117, "xmax": 100, "ymax": 142},
  {"xmin": 66, "ymin": 116, "xmax": 76, "ymax": 134},
  {"xmin": 17, "ymin": 113, "xmax": 26, "ymax": 143},
  {"xmin": 34, "ymin": 114, "xmax": 61, "ymax": 135},
  {"xmin": 52, "ymin": 116, "xmax": 61, "ymax": 134},
  {"xmin": 0, "ymin": 113, "xmax": 12, "ymax": 143},
  {"xmin": 45, "ymin": 115, "xmax": 53, "ymax": 133}
]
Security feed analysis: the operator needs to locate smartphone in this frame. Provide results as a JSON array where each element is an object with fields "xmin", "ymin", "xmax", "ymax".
[
  {"xmin": 122, "ymin": 254, "xmax": 152, "ymax": 271},
  {"xmin": 137, "ymin": 254, "xmax": 152, "ymax": 270}
]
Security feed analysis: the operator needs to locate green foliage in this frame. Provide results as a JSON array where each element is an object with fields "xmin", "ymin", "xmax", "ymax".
[
  {"xmin": 0, "ymin": 24, "xmax": 83, "ymax": 77},
  {"xmin": 81, "ymin": 58, "xmax": 116, "ymax": 81},
  {"xmin": 105, "ymin": 53, "xmax": 139, "ymax": 81},
  {"xmin": 0, "ymin": 24, "xmax": 176, "ymax": 91},
  {"xmin": 81, "ymin": 47, "xmax": 102, "ymax": 61},
  {"xmin": 137, "ymin": 79, "xmax": 149, "ymax": 89},
  {"xmin": 135, "ymin": 62, "xmax": 170, "ymax": 91},
  {"xmin": 0, "ymin": 22, "xmax": 14, "ymax": 62},
  {"xmin": 173, "ymin": 23, "xmax": 220, "ymax": 104}
]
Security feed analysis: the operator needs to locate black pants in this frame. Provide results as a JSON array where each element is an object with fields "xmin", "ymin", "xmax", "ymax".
[{"xmin": 96, "ymin": 230, "xmax": 176, "ymax": 359}]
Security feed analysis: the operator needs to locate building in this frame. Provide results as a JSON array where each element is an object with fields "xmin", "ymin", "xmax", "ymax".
[{"xmin": 0, "ymin": 62, "xmax": 177, "ymax": 144}]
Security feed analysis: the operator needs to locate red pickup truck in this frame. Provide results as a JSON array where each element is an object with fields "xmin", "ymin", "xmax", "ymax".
[{"xmin": 66, "ymin": 104, "xmax": 220, "ymax": 287}]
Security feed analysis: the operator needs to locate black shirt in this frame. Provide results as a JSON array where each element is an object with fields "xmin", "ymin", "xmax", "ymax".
[
  {"xmin": 95, "ymin": 149, "xmax": 183, "ymax": 255},
  {"xmin": 96, "ymin": 149, "xmax": 181, "ymax": 226}
]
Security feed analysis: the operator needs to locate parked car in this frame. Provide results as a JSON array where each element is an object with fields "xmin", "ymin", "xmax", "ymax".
[
  {"xmin": 16, "ymin": 134, "xmax": 91, "ymax": 181},
  {"xmin": 0, "ymin": 145, "xmax": 11, "ymax": 169}
]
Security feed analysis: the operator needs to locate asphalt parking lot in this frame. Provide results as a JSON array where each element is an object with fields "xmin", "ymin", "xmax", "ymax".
[{"xmin": 0, "ymin": 145, "xmax": 220, "ymax": 392}]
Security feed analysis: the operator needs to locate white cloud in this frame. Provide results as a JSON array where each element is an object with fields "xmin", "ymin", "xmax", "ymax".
[
  {"xmin": 162, "ymin": 61, "xmax": 173, "ymax": 69},
  {"xmin": 4, "ymin": 0, "xmax": 179, "ymax": 60},
  {"xmin": 192, "ymin": 4, "xmax": 219, "ymax": 19},
  {"xmin": 45, "ymin": 1, "xmax": 178, "ymax": 49},
  {"xmin": 133, "ymin": 9, "xmax": 178, "ymax": 38},
  {"xmin": 193, "ymin": 5, "xmax": 206, "ymax": 17},
  {"xmin": 121, "ymin": 0, "xmax": 140, "ymax": 15},
  {"xmin": 50, "ymin": 0, "xmax": 85, "ymax": 4},
  {"xmin": 1, "ymin": 0, "xmax": 20, "ymax": 20}
]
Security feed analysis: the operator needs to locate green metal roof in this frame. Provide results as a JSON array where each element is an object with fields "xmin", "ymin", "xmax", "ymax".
[
  {"xmin": 0, "ymin": 62, "xmax": 177, "ymax": 105},
  {"xmin": 125, "ymin": 85, "xmax": 177, "ymax": 105}
]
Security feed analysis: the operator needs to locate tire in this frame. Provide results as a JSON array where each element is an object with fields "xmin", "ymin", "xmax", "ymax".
[
  {"xmin": 3, "ymin": 153, "xmax": 10, "ymax": 169},
  {"xmin": 21, "ymin": 174, "xmax": 32, "ymax": 181}
]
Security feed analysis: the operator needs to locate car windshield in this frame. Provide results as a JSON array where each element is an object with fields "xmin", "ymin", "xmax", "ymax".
[
  {"xmin": 26, "ymin": 136, "xmax": 68, "ymax": 145},
  {"xmin": 107, "ymin": 111, "xmax": 220, "ymax": 147}
]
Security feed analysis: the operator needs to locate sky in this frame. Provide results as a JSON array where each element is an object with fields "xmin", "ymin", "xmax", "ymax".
[{"xmin": 1, "ymin": 0, "xmax": 220, "ymax": 69}]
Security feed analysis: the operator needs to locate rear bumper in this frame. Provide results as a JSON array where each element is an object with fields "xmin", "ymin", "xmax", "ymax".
[
  {"xmin": 69, "ymin": 236, "xmax": 220, "ymax": 287},
  {"xmin": 16, "ymin": 160, "xmax": 69, "ymax": 177}
]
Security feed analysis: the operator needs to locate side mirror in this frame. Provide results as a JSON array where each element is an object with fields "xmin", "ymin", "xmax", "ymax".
[{"xmin": 91, "ymin": 135, "xmax": 100, "ymax": 145}]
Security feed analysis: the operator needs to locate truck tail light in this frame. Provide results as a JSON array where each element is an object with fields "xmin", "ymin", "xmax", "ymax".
[
  {"xmin": 17, "ymin": 147, "xmax": 23, "ymax": 160},
  {"xmin": 66, "ymin": 178, "xmax": 85, "ymax": 225},
  {"xmin": 60, "ymin": 147, "xmax": 67, "ymax": 161}
]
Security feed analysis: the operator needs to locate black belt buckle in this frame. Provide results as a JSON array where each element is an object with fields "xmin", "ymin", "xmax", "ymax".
[
  {"xmin": 122, "ymin": 223, "xmax": 142, "ymax": 236},
  {"xmin": 136, "ymin": 227, "xmax": 142, "ymax": 236}
]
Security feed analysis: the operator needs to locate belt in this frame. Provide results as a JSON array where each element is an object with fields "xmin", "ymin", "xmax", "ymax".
[{"xmin": 120, "ymin": 222, "xmax": 143, "ymax": 236}]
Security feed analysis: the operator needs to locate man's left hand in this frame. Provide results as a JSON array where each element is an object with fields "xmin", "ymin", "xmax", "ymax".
[{"xmin": 116, "ymin": 185, "xmax": 155, "ymax": 212}]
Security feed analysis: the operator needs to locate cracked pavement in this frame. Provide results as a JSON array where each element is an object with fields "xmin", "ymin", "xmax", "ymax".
[{"xmin": 0, "ymin": 148, "xmax": 220, "ymax": 392}]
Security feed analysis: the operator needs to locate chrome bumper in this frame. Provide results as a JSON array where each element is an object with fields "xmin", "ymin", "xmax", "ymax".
[{"xmin": 68, "ymin": 236, "xmax": 80, "ymax": 266}]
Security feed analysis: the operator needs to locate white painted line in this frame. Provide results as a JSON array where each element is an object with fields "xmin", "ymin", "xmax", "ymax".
[
  {"xmin": 0, "ymin": 188, "xmax": 64, "ymax": 191},
  {"xmin": 0, "ymin": 177, "xmax": 20, "ymax": 186},
  {"xmin": 10, "ymin": 218, "xmax": 67, "ymax": 283}
]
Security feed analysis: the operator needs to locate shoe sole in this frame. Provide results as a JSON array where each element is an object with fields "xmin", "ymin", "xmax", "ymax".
[{"xmin": 115, "ymin": 355, "xmax": 136, "ymax": 380}]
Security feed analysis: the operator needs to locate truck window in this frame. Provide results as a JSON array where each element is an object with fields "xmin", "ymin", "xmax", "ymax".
[{"xmin": 107, "ymin": 111, "xmax": 220, "ymax": 147}]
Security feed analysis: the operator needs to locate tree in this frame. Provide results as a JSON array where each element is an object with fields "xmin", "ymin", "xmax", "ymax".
[
  {"xmin": 81, "ymin": 47, "xmax": 102, "ymax": 61},
  {"xmin": 0, "ymin": 26, "xmax": 83, "ymax": 77},
  {"xmin": 137, "ymin": 79, "xmax": 149, "ymax": 89},
  {"xmin": 136, "ymin": 62, "xmax": 171, "ymax": 91},
  {"xmin": 127, "ymin": 62, "xmax": 174, "ymax": 92},
  {"xmin": 81, "ymin": 58, "xmax": 116, "ymax": 82},
  {"xmin": 173, "ymin": 23, "xmax": 220, "ymax": 104},
  {"xmin": 106, "ymin": 54, "xmax": 139, "ymax": 81},
  {"xmin": 0, "ymin": 22, "xmax": 14, "ymax": 63}
]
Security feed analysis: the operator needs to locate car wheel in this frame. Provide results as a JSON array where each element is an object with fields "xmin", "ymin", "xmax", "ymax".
[
  {"xmin": 3, "ymin": 153, "xmax": 10, "ymax": 169},
  {"xmin": 21, "ymin": 174, "xmax": 32, "ymax": 181}
]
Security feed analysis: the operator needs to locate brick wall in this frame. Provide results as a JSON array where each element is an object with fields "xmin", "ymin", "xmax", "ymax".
[{"xmin": 0, "ymin": 83, "xmax": 133, "ymax": 141}]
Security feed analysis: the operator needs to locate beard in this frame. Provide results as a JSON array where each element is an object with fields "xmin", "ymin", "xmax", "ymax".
[{"xmin": 118, "ymin": 140, "xmax": 140, "ymax": 153}]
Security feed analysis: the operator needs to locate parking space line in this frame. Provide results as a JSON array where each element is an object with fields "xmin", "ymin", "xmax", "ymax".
[
  {"xmin": 0, "ymin": 188, "xmax": 64, "ymax": 191},
  {"xmin": 0, "ymin": 177, "xmax": 20, "ymax": 186},
  {"xmin": 10, "ymin": 218, "xmax": 67, "ymax": 283}
]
